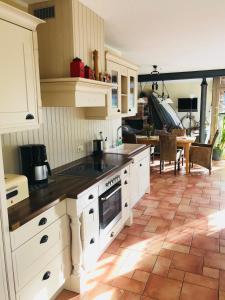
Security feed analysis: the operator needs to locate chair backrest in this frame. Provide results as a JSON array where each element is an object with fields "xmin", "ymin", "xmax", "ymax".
[
  {"xmin": 171, "ymin": 128, "xmax": 186, "ymax": 136},
  {"xmin": 211, "ymin": 129, "xmax": 219, "ymax": 148},
  {"xmin": 159, "ymin": 134, "xmax": 177, "ymax": 161},
  {"xmin": 122, "ymin": 133, "xmax": 137, "ymax": 144}
]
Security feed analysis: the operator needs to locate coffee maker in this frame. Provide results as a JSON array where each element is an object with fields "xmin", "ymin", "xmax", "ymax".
[{"xmin": 20, "ymin": 144, "xmax": 52, "ymax": 185}]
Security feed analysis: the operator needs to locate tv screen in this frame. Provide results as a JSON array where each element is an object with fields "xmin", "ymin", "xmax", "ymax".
[{"xmin": 178, "ymin": 98, "xmax": 198, "ymax": 112}]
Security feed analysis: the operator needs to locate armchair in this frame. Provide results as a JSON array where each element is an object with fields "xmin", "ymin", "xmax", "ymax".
[{"xmin": 189, "ymin": 130, "xmax": 219, "ymax": 174}]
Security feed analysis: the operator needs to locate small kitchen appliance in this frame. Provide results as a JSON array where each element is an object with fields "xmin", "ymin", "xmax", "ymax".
[
  {"xmin": 93, "ymin": 139, "xmax": 103, "ymax": 156},
  {"xmin": 5, "ymin": 174, "xmax": 29, "ymax": 207},
  {"xmin": 20, "ymin": 144, "xmax": 52, "ymax": 185}
]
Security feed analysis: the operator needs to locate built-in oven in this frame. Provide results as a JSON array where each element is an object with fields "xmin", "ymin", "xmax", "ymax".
[{"xmin": 99, "ymin": 173, "xmax": 122, "ymax": 235}]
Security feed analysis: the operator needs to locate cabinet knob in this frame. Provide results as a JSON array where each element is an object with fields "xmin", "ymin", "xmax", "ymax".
[
  {"xmin": 140, "ymin": 163, "xmax": 142, "ymax": 167},
  {"xmin": 39, "ymin": 217, "xmax": 47, "ymax": 226},
  {"xmin": 26, "ymin": 113, "xmax": 35, "ymax": 120},
  {"xmin": 89, "ymin": 208, "xmax": 94, "ymax": 214},
  {"xmin": 88, "ymin": 194, "xmax": 94, "ymax": 200},
  {"xmin": 110, "ymin": 232, "xmax": 114, "ymax": 238},
  {"xmin": 117, "ymin": 109, "xmax": 121, "ymax": 113},
  {"xmin": 40, "ymin": 235, "xmax": 48, "ymax": 244},
  {"xmin": 124, "ymin": 180, "xmax": 128, "ymax": 185},
  {"xmin": 124, "ymin": 170, "xmax": 128, "ymax": 174},
  {"xmin": 42, "ymin": 271, "xmax": 51, "ymax": 281},
  {"xmin": 125, "ymin": 202, "xmax": 128, "ymax": 208},
  {"xmin": 129, "ymin": 109, "xmax": 131, "ymax": 112},
  {"xmin": 90, "ymin": 238, "xmax": 95, "ymax": 244}
]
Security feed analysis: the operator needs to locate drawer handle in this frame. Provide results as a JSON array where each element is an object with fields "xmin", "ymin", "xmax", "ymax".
[
  {"xmin": 124, "ymin": 170, "xmax": 128, "ymax": 174},
  {"xmin": 42, "ymin": 271, "xmax": 51, "ymax": 281},
  {"xmin": 125, "ymin": 202, "xmax": 128, "ymax": 208},
  {"xmin": 39, "ymin": 217, "xmax": 47, "ymax": 226},
  {"xmin": 117, "ymin": 109, "xmax": 120, "ymax": 113},
  {"xmin": 88, "ymin": 194, "xmax": 94, "ymax": 200},
  {"xmin": 26, "ymin": 113, "xmax": 35, "ymax": 120},
  {"xmin": 90, "ymin": 238, "xmax": 95, "ymax": 244},
  {"xmin": 89, "ymin": 208, "xmax": 94, "ymax": 214},
  {"xmin": 129, "ymin": 109, "xmax": 131, "ymax": 112},
  {"xmin": 124, "ymin": 180, "xmax": 128, "ymax": 185},
  {"xmin": 40, "ymin": 235, "xmax": 48, "ymax": 244},
  {"xmin": 140, "ymin": 163, "xmax": 142, "ymax": 167},
  {"xmin": 110, "ymin": 232, "xmax": 114, "ymax": 238}
]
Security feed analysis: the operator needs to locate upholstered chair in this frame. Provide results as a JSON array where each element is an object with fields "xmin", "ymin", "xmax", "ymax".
[{"xmin": 171, "ymin": 128, "xmax": 186, "ymax": 166}]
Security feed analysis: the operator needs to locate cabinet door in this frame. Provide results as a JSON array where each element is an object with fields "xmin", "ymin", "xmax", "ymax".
[
  {"xmin": 0, "ymin": 19, "xmax": 38, "ymax": 132},
  {"xmin": 122, "ymin": 176, "xmax": 130, "ymax": 223},
  {"xmin": 127, "ymin": 68, "xmax": 137, "ymax": 116},
  {"xmin": 106, "ymin": 60, "xmax": 121, "ymax": 116},
  {"xmin": 0, "ymin": 222, "xmax": 8, "ymax": 300},
  {"xmin": 130, "ymin": 162, "xmax": 139, "ymax": 207},
  {"xmin": 138, "ymin": 155, "xmax": 150, "ymax": 198}
]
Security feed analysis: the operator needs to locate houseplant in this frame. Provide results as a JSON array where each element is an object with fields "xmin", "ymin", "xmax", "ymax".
[{"xmin": 213, "ymin": 116, "xmax": 225, "ymax": 160}]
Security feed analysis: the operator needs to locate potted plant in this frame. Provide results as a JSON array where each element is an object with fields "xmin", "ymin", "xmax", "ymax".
[{"xmin": 213, "ymin": 117, "xmax": 225, "ymax": 160}]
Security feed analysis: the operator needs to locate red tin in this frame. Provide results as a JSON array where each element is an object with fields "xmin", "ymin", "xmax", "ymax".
[
  {"xmin": 70, "ymin": 57, "xmax": 84, "ymax": 77},
  {"xmin": 84, "ymin": 65, "xmax": 95, "ymax": 79}
]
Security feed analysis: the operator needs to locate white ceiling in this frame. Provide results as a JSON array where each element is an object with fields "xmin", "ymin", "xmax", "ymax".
[{"xmin": 22, "ymin": 0, "xmax": 225, "ymax": 74}]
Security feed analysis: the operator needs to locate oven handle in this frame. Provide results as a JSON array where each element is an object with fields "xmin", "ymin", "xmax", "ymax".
[{"xmin": 100, "ymin": 185, "xmax": 121, "ymax": 201}]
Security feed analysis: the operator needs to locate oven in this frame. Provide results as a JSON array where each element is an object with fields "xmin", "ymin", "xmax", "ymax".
[{"xmin": 99, "ymin": 174, "xmax": 122, "ymax": 234}]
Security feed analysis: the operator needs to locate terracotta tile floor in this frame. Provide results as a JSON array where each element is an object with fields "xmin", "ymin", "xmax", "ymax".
[{"xmin": 56, "ymin": 160, "xmax": 225, "ymax": 300}]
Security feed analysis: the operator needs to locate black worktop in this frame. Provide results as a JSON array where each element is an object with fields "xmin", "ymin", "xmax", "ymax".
[{"xmin": 8, "ymin": 153, "xmax": 133, "ymax": 231}]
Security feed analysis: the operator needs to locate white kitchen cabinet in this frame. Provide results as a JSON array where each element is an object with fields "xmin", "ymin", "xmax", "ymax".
[
  {"xmin": 0, "ymin": 2, "xmax": 43, "ymax": 133},
  {"xmin": 130, "ymin": 148, "xmax": 150, "ymax": 207}
]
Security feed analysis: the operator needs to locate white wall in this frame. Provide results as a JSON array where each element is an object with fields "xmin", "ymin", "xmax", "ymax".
[
  {"xmin": 142, "ymin": 78, "xmax": 213, "ymax": 125},
  {"xmin": 1, "ymin": 108, "xmax": 121, "ymax": 174}
]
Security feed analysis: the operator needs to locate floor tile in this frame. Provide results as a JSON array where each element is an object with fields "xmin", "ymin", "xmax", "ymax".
[
  {"xmin": 168, "ymin": 268, "xmax": 184, "ymax": 281},
  {"xmin": 144, "ymin": 274, "xmax": 182, "ymax": 300},
  {"xmin": 152, "ymin": 256, "xmax": 171, "ymax": 276},
  {"xmin": 132, "ymin": 270, "xmax": 150, "ymax": 283},
  {"xmin": 203, "ymin": 267, "xmax": 219, "ymax": 279},
  {"xmin": 110, "ymin": 276, "xmax": 145, "ymax": 294},
  {"xmin": 180, "ymin": 282, "xmax": 218, "ymax": 300},
  {"xmin": 172, "ymin": 252, "xmax": 203, "ymax": 273},
  {"xmin": 192, "ymin": 234, "xmax": 219, "ymax": 252},
  {"xmin": 184, "ymin": 272, "xmax": 218, "ymax": 289},
  {"xmin": 205, "ymin": 251, "xmax": 225, "ymax": 270}
]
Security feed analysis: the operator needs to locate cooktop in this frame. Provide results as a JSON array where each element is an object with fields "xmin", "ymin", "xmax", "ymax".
[{"xmin": 59, "ymin": 161, "xmax": 116, "ymax": 178}]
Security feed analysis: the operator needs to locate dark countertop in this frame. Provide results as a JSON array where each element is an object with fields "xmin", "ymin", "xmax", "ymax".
[{"xmin": 8, "ymin": 153, "xmax": 135, "ymax": 231}]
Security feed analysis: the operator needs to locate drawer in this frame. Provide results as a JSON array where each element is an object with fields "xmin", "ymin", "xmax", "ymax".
[
  {"xmin": 122, "ymin": 179, "xmax": 130, "ymax": 223},
  {"xmin": 76, "ymin": 185, "xmax": 98, "ymax": 215},
  {"xmin": 132, "ymin": 148, "xmax": 150, "ymax": 164},
  {"xmin": 12, "ymin": 215, "xmax": 70, "ymax": 291},
  {"xmin": 81, "ymin": 199, "xmax": 99, "ymax": 243},
  {"xmin": 16, "ymin": 247, "xmax": 71, "ymax": 300},
  {"xmin": 121, "ymin": 166, "xmax": 129, "ymax": 180},
  {"xmin": 10, "ymin": 201, "xmax": 66, "ymax": 250}
]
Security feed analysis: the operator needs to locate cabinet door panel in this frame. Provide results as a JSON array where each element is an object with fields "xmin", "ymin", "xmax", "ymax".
[
  {"xmin": 138, "ymin": 156, "xmax": 150, "ymax": 198},
  {"xmin": 127, "ymin": 68, "xmax": 137, "ymax": 116},
  {"xmin": 130, "ymin": 162, "xmax": 139, "ymax": 207},
  {"xmin": 0, "ymin": 20, "xmax": 37, "ymax": 130}
]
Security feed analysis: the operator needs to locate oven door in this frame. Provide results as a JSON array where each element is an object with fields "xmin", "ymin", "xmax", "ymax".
[{"xmin": 99, "ymin": 182, "xmax": 122, "ymax": 234}]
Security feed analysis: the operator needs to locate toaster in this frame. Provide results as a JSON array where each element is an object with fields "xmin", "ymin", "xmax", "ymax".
[{"xmin": 5, "ymin": 174, "xmax": 29, "ymax": 208}]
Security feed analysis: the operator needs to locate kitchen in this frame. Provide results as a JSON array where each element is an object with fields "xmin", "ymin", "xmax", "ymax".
[{"xmin": 0, "ymin": 0, "xmax": 150, "ymax": 299}]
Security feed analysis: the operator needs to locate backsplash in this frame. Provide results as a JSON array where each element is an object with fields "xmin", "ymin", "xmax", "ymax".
[{"xmin": 1, "ymin": 107, "xmax": 121, "ymax": 174}]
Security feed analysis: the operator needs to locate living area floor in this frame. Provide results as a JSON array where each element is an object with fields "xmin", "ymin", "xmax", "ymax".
[{"xmin": 57, "ymin": 160, "xmax": 225, "ymax": 300}]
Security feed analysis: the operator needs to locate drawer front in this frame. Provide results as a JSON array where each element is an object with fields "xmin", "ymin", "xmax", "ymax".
[
  {"xmin": 122, "ymin": 178, "xmax": 130, "ymax": 223},
  {"xmin": 121, "ymin": 166, "xmax": 129, "ymax": 181},
  {"xmin": 76, "ymin": 185, "xmax": 98, "ymax": 215},
  {"xmin": 16, "ymin": 247, "xmax": 71, "ymax": 300},
  {"xmin": 81, "ymin": 199, "xmax": 99, "ymax": 243},
  {"xmin": 13, "ymin": 215, "xmax": 70, "ymax": 291},
  {"xmin": 132, "ymin": 148, "xmax": 150, "ymax": 163},
  {"xmin": 10, "ymin": 201, "xmax": 66, "ymax": 250}
]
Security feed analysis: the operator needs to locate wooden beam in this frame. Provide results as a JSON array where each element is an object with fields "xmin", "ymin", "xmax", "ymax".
[{"xmin": 138, "ymin": 69, "xmax": 225, "ymax": 82}]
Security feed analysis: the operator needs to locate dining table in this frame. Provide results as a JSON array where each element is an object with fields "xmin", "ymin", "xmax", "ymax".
[{"xmin": 136, "ymin": 135, "xmax": 196, "ymax": 175}]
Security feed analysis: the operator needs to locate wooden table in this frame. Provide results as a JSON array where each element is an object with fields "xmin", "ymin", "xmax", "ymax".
[{"xmin": 136, "ymin": 135, "xmax": 196, "ymax": 175}]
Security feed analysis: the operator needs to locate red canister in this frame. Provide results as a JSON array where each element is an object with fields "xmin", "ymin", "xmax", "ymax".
[
  {"xmin": 84, "ymin": 65, "xmax": 94, "ymax": 79},
  {"xmin": 70, "ymin": 57, "xmax": 84, "ymax": 77}
]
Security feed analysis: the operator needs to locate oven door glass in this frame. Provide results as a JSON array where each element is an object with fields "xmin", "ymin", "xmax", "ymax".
[{"xmin": 99, "ymin": 183, "xmax": 122, "ymax": 230}]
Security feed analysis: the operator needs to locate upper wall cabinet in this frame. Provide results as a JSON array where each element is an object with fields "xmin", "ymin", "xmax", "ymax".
[
  {"xmin": 85, "ymin": 52, "xmax": 138, "ymax": 119},
  {"xmin": 0, "ymin": 2, "xmax": 44, "ymax": 134}
]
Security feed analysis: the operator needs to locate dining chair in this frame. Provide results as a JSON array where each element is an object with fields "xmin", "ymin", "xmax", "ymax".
[
  {"xmin": 159, "ymin": 134, "xmax": 182, "ymax": 175},
  {"xmin": 171, "ymin": 128, "xmax": 186, "ymax": 166},
  {"xmin": 189, "ymin": 130, "xmax": 219, "ymax": 174}
]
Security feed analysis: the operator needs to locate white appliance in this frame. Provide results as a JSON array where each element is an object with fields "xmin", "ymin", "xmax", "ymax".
[{"xmin": 5, "ymin": 174, "xmax": 29, "ymax": 207}]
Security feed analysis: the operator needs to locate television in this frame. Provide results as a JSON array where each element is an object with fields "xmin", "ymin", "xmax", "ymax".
[{"xmin": 178, "ymin": 97, "xmax": 198, "ymax": 112}]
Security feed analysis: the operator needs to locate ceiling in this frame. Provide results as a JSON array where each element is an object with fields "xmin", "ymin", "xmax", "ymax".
[{"xmin": 22, "ymin": 0, "xmax": 225, "ymax": 74}]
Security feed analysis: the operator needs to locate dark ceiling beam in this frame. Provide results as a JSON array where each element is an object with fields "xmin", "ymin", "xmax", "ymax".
[{"xmin": 138, "ymin": 69, "xmax": 225, "ymax": 82}]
